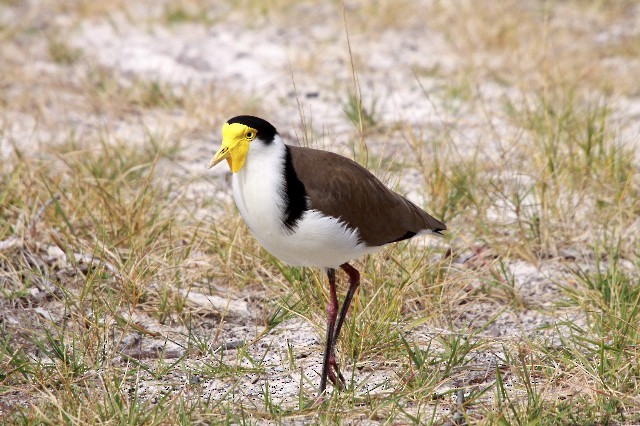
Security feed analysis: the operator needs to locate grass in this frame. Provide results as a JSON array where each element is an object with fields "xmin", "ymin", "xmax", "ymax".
[
  {"xmin": 1, "ymin": 0, "xmax": 640, "ymax": 424},
  {"xmin": 47, "ymin": 36, "xmax": 83, "ymax": 65}
]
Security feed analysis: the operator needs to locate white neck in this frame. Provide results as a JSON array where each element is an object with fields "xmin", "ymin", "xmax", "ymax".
[{"xmin": 232, "ymin": 135, "xmax": 287, "ymax": 236}]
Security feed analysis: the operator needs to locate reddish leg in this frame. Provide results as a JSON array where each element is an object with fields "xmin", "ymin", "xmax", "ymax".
[
  {"xmin": 334, "ymin": 263, "xmax": 361, "ymax": 344},
  {"xmin": 326, "ymin": 263, "xmax": 361, "ymax": 389},
  {"xmin": 319, "ymin": 263, "xmax": 361, "ymax": 395},
  {"xmin": 319, "ymin": 268, "xmax": 338, "ymax": 395}
]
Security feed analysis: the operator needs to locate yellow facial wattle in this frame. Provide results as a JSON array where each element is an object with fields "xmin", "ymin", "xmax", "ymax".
[{"xmin": 208, "ymin": 122, "xmax": 257, "ymax": 173}]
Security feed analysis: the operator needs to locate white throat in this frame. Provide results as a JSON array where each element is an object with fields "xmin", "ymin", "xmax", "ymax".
[{"xmin": 232, "ymin": 134, "xmax": 287, "ymax": 233}]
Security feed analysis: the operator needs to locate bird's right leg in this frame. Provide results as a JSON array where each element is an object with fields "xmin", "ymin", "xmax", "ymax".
[
  {"xmin": 319, "ymin": 268, "xmax": 339, "ymax": 395},
  {"xmin": 325, "ymin": 262, "xmax": 361, "ymax": 386},
  {"xmin": 334, "ymin": 263, "xmax": 361, "ymax": 345}
]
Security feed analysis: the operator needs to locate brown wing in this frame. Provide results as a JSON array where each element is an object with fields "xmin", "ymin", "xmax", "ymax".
[{"xmin": 288, "ymin": 146, "xmax": 446, "ymax": 247}]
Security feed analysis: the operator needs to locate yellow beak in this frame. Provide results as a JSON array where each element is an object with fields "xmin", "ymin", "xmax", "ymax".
[{"xmin": 207, "ymin": 145, "xmax": 230, "ymax": 169}]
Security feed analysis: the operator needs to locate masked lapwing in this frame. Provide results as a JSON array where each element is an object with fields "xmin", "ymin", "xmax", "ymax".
[{"xmin": 208, "ymin": 115, "xmax": 446, "ymax": 395}]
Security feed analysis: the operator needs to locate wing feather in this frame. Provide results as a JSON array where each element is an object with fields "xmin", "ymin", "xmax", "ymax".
[{"xmin": 288, "ymin": 146, "xmax": 446, "ymax": 247}]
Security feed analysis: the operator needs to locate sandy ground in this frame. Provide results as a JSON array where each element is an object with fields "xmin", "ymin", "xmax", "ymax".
[{"xmin": 1, "ymin": 0, "xmax": 640, "ymax": 422}]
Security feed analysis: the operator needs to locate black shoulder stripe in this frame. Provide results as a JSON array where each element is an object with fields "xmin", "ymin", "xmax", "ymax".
[{"xmin": 282, "ymin": 146, "xmax": 308, "ymax": 231}]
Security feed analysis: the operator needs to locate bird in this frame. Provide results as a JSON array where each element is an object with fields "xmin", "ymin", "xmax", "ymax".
[{"xmin": 208, "ymin": 115, "xmax": 446, "ymax": 395}]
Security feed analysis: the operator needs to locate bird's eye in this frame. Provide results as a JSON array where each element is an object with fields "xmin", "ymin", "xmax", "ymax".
[{"xmin": 246, "ymin": 131, "xmax": 255, "ymax": 139}]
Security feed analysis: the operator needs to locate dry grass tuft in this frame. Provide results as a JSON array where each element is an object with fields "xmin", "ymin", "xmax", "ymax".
[{"xmin": 1, "ymin": 0, "xmax": 639, "ymax": 424}]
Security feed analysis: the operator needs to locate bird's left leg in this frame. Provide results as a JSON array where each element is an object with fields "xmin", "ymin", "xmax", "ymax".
[
  {"xmin": 326, "ymin": 262, "xmax": 361, "ymax": 387},
  {"xmin": 319, "ymin": 268, "xmax": 339, "ymax": 394}
]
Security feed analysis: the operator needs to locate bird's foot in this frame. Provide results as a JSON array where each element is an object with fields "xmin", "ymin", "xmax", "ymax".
[{"xmin": 327, "ymin": 353, "xmax": 345, "ymax": 389}]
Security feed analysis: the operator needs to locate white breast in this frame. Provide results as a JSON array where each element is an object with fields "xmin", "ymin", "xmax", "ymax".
[{"xmin": 232, "ymin": 136, "xmax": 380, "ymax": 269}]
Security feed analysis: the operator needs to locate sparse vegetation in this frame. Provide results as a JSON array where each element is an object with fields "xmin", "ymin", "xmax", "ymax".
[
  {"xmin": 47, "ymin": 37, "xmax": 82, "ymax": 65},
  {"xmin": 1, "ymin": 0, "xmax": 639, "ymax": 424}
]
